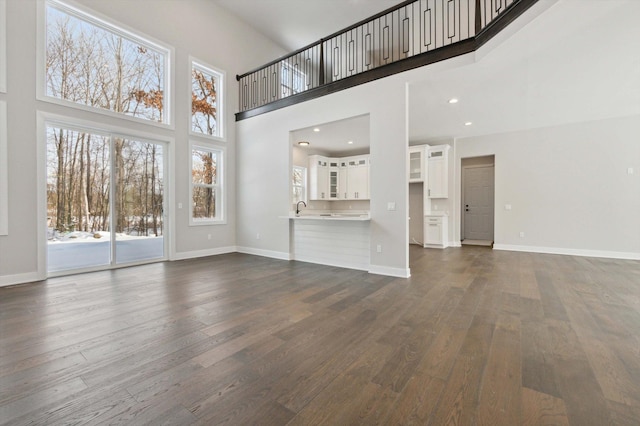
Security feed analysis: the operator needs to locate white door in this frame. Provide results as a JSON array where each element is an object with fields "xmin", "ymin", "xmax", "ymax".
[{"xmin": 463, "ymin": 166, "xmax": 494, "ymax": 241}]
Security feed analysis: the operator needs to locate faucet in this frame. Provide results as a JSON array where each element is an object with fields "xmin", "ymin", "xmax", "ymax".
[{"xmin": 296, "ymin": 201, "xmax": 307, "ymax": 215}]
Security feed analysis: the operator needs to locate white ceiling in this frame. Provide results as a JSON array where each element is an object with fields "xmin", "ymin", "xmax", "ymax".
[
  {"xmin": 216, "ymin": 0, "xmax": 640, "ymax": 146},
  {"xmin": 291, "ymin": 115, "xmax": 370, "ymax": 156},
  {"xmin": 212, "ymin": 0, "xmax": 405, "ymax": 51}
]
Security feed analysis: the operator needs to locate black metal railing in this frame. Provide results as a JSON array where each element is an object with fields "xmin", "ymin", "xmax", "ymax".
[{"xmin": 237, "ymin": 0, "xmax": 530, "ymax": 119}]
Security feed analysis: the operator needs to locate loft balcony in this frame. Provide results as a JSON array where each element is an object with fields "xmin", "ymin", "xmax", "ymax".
[{"xmin": 236, "ymin": 0, "xmax": 538, "ymax": 121}]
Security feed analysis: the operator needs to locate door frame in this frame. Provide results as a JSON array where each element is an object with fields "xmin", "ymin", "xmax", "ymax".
[
  {"xmin": 38, "ymin": 112, "xmax": 172, "ymax": 279},
  {"xmin": 460, "ymin": 161, "xmax": 495, "ymax": 242}
]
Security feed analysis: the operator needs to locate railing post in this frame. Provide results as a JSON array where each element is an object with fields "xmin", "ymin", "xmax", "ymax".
[
  {"xmin": 319, "ymin": 39, "xmax": 325, "ymax": 86},
  {"xmin": 475, "ymin": 0, "xmax": 482, "ymax": 34}
]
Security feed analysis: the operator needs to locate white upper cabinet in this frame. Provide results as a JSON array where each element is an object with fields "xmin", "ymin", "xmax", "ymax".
[
  {"xmin": 427, "ymin": 145, "xmax": 450, "ymax": 198},
  {"xmin": 346, "ymin": 156, "xmax": 369, "ymax": 200},
  {"xmin": 308, "ymin": 154, "xmax": 370, "ymax": 201},
  {"xmin": 308, "ymin": 155, "xmax": 329, "ymax": 200},
  {"xmin": 408, "ymin": 145, "xmax": 426, "ymax": 182}
]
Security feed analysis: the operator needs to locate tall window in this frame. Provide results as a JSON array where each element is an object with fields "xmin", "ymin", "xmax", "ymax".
[
  {"xmin": 0, "ymin": 0, "xmax": 6, "ymax": 93},
  {"xmin": 44, "ymin": 0, "xmax": 169, "ymax": 124},
  {"xmin": 191, "ymin": 60, "xmax": 223, "ymax": 139},
  {"xmin": 191, "ymin": 145, "xmax": 224, "ymax": 223},
  {"xmin": 0, "ymin": 101, "xmax": 7, "ymax": 235},
  {"xmin": 292, "ymin": 165, "xmax": 307, "ymax": 204}
]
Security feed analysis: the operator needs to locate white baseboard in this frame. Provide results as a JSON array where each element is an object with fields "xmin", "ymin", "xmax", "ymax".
[
  {"xmin": 0, "ymin": 271, "xmax": 42, "ymax": 287},
  {"xmin": 448, "ymin": 241, "xmax": 462, "ymax": 248},
  {"xmin": 493, "ymin": 244, "xmax": 640, "ymax": 260},
  {"xmin": 236, "ymin": 246, "xmax": 292, "ymax": 261},
  {"xmin": 171, "ymin": 246, "xmax": 237, "ymax": 261},
  {"xmin": 368, "ymin": 264, "xmax": 411, "ymax": 278}
]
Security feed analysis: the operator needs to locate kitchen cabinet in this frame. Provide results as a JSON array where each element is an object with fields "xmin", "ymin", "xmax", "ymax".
[
  {"xmin": 329, "ymin": 160, "xmax": 340, "ymax": 199},
  {"xmin": 408, "ymin": 145, "xmax": 426, "ymax": 182},
  {"xmin": 424, "ymin": 215, "xmax": 448, "ymax": 248},
  {"xmin": 346, "ymin": 156, "xmax": 369, "ymax": 199},
  {"xmin": 309, "ymin": 155, "xmax": 329, "ymax": 200},
  {"xmin": 427, "ymin": 145, "xmax": 449, "ymax": 198},
  {"xmin": 309, "ymin": 155, "xmax": 370, "ymax": 201},
  {"xmin": 338, "ymin": 160, "xmax": 348, "ymax": 199}
]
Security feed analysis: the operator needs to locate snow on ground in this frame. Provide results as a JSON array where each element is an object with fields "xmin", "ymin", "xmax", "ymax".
[{"xmin": 47, "ymin": 230, "xmax": 164, "ymax": 272}]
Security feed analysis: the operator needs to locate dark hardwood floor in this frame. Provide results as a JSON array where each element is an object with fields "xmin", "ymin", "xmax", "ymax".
[{"xmin": 1, "ymin": 246, "xmax": 639, "ymax": 425}]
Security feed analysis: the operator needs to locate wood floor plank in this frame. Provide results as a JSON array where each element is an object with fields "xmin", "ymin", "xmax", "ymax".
[{"xmin": 521, "ymin": 387, "xmax": 569, "ymax": 426}]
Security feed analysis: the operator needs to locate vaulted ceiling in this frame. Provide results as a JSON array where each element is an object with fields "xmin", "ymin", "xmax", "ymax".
[{"xmin": 216, "ymin": 0, "xmax": 640, "ymax": 144}]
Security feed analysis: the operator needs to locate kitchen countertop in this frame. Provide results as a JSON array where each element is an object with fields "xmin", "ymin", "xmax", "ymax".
[{"xmin": 281, "ymin": 213, "xmax": 371, "ymax": 221}]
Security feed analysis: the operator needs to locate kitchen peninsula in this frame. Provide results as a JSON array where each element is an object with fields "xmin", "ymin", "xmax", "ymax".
[{"xmin": 285, "ymin": 211, "xmax": 371, "ymax": 271}]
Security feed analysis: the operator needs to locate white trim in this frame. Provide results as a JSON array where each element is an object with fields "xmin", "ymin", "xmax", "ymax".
[
  {"xmin": 368, "ymin": 265, "xmax": 411, "ymax": 278},
  {"xmin": 189, "ymin": 141, "xmax": 226, "ymax": 225},
  {"xmin": 171, "ymin": 246, "xmax": 237, "ymax": 261},
  {"xmin": 189, "ymin": 57, "xmax": 226, "ymax": 141},
  {"xmin": 492, "ymin": 244, "xmax": 640, "ymax": 261},
  {"xmin": 0, "ymin": 101, "xmax": 7, "ymax": 235},
  {"xmin": 38, "ymin": 0, "xmax": 174, "ymax": 128},
  {"xmin": 236, "ymin": 246, "xmax": 292, "ymax": 261},
  {"xmin": 0, "ymin": 0, "xmax": 6, "ymax": 93},
  {"xmin": 0, "ymin": 272, "xmax": 42, "ymax": 288},
  {"xmin": 448, "ymin": 241, "xmax": 462, "ymax": 247}
]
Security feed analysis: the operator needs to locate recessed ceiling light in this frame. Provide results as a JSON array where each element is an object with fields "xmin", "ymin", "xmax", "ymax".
[
  {"xmin": 464, "ymin": 122, "xmax": 473, "ymax": 126},
  {"xmin": 313, "ymin": 128, "xmax": 320, "ymax": 132},
  {"xmin": 347, "ymin": 140, "xmax": 353, "ymax": 145},
  {"xmin": 298, "ymin": 141, "xmax": 310, "ymax": 146},
  {"xmin": 448, "ymin": 98, "xmax": 459, "ymax": 104}
]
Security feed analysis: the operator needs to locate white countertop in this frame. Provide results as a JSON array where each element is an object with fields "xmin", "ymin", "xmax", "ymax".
[{"xmin": 281, "ymin": 212, "xmax": 371, "ymax": 221}]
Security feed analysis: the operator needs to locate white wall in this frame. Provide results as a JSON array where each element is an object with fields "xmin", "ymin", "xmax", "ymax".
[
  {"xmin": 237, "ymin": 75, "xmax": 410, "ymax": 277},
  {"xmin": 454, "ymin": 115, "xmax": 640, "ymax": 258},
  {"xmin": 0, "ymin": 0, "xmax": 284, "ymax": 285}
]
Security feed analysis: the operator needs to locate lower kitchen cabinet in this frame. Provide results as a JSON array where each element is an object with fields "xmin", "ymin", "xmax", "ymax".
[{"xmin": 424, "ymin": 214, "xmax": 448, "ymax": 249}]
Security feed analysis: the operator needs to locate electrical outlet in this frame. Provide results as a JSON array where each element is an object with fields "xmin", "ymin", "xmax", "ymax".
[
  {"xmin": 376, "ymin": 244, "xmax": 382, "ymax": 253},
  {"xmin": 256, "ymin": 233, "xmax": 260, "ymax": 240},
  {"xmin": 207, "ymin": 234, "xmax": 211, "ymax": 240},
  {"xmin": 519, "ymin": 231, "xmax": 525, "ymax": 238},
  {"xmin": 178, "ymin": 202, "xmax": 183, "ymax": 209}
]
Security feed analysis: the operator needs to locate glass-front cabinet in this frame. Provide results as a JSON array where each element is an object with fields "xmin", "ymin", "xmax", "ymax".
[{"xmin": 409, "ymin": 145, "xmax": 426, "ymax": 182}]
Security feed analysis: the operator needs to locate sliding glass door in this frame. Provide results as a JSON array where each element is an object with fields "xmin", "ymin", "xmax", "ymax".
[{"xmin": 46, "ymin": 125, "xmax": 165, "ymax": 273}]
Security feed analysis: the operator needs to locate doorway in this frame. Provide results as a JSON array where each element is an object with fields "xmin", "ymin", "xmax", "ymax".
[
  {"xmin": 461, "ymin": 156, "xmax": 494, "ymax": 245},
  {"xmin": 46, "ymin": 124, "xmax": 166, "ymax": 274}
]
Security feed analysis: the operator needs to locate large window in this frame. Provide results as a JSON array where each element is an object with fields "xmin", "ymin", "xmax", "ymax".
[
  {"xmin": 191, "ymin": 144, "xmax": 224, "ymax": 224},
  {"xmin": 191, "ymin": 60, "xmax": 223, "ymax": 139},
  {"xmin": 44, "ymin": 0, "xmax": 169, "ymax": 124}
]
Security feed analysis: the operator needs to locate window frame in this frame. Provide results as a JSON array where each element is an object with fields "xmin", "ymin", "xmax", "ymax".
[
  {"xmin": 0, "ymin": 0, "xmax": 6, "ymax": 93},
  {"xmin": 292, "ymin": 165, "xmax": 307, "ymax": 205},
  {"xmin": 189, "ymin": 142, "xmax": 225, "ymax": 226},
  {"xmin": 38, "ymin": 0, "xmax": 174, "ymax": 129},
  {"xmin": 189, "ymin": 58, "xmax": 225, "ymax": 141},
  {"xmin": 0, "ymin": 101, "xmax": 7, "ymax": 235}
]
